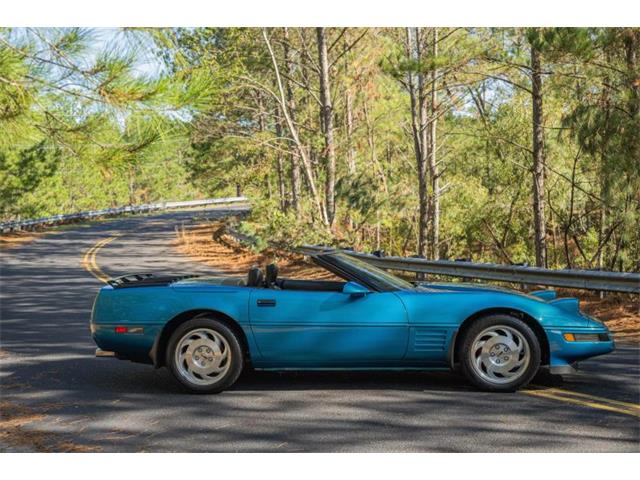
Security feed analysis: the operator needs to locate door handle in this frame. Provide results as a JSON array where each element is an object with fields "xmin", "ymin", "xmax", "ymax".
[{"xmin": 257, "ymin": 299, "xmax": 276, "ymax": 307}]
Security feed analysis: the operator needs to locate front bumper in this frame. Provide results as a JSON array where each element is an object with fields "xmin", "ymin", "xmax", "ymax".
[
  {"xmin": 548, "ymin": 363, "xmax": 578, "ymax": 375},
  {"xmin": 545, "ymin": 328, "xmax": 615, "ymax": 370}
]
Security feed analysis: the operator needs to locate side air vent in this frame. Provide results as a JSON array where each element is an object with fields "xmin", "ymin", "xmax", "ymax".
[{"xmin": 412, "ymin": 328, "xmax": 448, "ymax": 352}]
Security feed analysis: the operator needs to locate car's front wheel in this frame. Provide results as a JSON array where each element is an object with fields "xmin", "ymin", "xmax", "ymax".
[
  {"xmin": 460, "ymin": 314, "xmax": 541, "ymax": 392},
  {"xmin": 167, "ymin": 316, "xmax": 244, "ymax": 393}
]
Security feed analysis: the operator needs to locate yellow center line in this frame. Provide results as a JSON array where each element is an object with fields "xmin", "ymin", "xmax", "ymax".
[
  {"xmin": 522, "ymin": 386, "xmax": 640, "ymax": 418},
  {"xmin": 536, "ymin": 387, "xmax": 640, "ymax": 411},
  {"xmin": 81, "ymin": 236, "xmax": 119, "ymax": 283}
]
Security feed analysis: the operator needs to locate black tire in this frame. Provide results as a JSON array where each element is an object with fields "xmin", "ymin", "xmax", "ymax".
[
  {"xmin": 459, "ymin": 314, "xmax": 541, "ymax": 392},
  {"xmin": 166, "ymin": 316, "xmax": 244, "ymax": 393}
]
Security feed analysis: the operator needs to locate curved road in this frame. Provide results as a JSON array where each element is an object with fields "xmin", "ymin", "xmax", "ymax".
[{"xmin": 1, "ymin": 207, "xmax": 639, "ymax": 452}]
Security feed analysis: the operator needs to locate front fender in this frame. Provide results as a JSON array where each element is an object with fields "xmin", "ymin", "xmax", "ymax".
[
  {"xmin": 397, "ymin": 289, "xmax": 588, "ymax": 328},
  {"xmin": 396, "ymin": 289, "xmax": 592, "ymax": 367}
]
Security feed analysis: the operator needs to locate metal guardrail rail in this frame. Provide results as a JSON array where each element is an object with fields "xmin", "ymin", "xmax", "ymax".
[
  {"xmin": 298, "ymin": 245, "xmax": 640, "ymax": 294},
  {"xmin": 1, "ymin": 196, "xmax": 249, "ymax": 233}
]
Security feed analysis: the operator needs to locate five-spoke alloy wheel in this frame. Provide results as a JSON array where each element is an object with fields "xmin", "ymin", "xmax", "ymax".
[
  {"xmin": 167, "ymin": 316, "xmax": 243, "ymax": 393},
  {"xmin": 460, "ymin": 314, "xmax": 541, "ymax": 392}
]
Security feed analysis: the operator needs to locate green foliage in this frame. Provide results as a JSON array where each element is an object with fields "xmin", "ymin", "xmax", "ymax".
[
  {"xmin": 0, "ymin": 28, "xmax": 203, "ymax": 219},
  {"xmin": 0, "ymin": 141, "xmax": 59, "ymax": 218},
  {"xmin": 157, "ymin": 27, "xmax": 637, "ymax": 270},
  {"xmin": 1, "ymin": 27, "xmax": 638, "ymax": 273},
  {"xmin": 241, "ymin": 197, "xmax": 334, "ymax": 250}
]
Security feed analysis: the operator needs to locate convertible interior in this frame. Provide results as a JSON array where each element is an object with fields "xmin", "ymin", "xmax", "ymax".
[{"xmin": 244, "ymin": 263, "xmax": 346, "ymax": 292}]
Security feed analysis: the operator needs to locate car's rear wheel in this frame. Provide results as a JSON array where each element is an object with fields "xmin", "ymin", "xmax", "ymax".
[
  {"xmin": 167, "ymin": 316, "xmax": 243, "ymax": 393},
  {"xmin": 460, "ymin": 314, "xmax": 541, "ymax": 392}
]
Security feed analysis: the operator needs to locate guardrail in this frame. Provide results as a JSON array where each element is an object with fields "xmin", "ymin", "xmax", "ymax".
[
  {"xmin": 0, "ymin": 196, "xmax": 249, "ymax": 233},
  {"xmin": 298, "ymin": 245, "xmax": 640, "ymax": 294}
]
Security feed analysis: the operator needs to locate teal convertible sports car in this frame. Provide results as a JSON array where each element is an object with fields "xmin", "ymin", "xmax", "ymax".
[{"xmin": 91, "ymin": 252, "xmax": 615, "ymax": 393}]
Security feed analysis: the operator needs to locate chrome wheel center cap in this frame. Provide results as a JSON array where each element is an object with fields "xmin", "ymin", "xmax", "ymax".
[
  {"xmin": 193, "ymin": 345, "xmax": 215, "ymax": 367},
  {"xmin": 489, "ymin": 343, "xmax": 511, "ymax": 364}
]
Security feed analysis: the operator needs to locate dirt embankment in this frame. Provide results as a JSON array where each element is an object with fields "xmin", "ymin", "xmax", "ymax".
[
  {"xmin": 577, "ymin": 293, "xmax": 639, "ymax": 341},
  {"xmin": 0, "ymin": 231, "xmax": 43, "ymax": 249},
  {"xmin": 174, "ymin": 222, "xmax": 336, "ymax": 280},
  {"xmin": 174, "ymin": 222, "xmax": 639, "ymax": 342}
]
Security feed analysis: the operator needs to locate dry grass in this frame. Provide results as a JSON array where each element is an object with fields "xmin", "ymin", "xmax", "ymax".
[
  {"xmin": 174, "ymin": 221, "xmax": 336, "ymax": 280},
  {"xmin": 175, "ymin": 222, "xmax": 639, "ymax": 342},
  {"xmin": 576, "ymin": 291, "xmax": 639, "ymax": 341},
  {"xmin": 0, "ymin": 231, "xmax": 42, "ymax": 250}
]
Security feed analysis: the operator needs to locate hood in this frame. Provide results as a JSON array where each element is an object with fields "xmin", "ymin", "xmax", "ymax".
[
  {"xmin": 416, "ymin": 282, "xmax": 582, "ymax": 317},
  {"xmin": 416, "ymin": 281, "xmax": 545, "ymax": 299}
]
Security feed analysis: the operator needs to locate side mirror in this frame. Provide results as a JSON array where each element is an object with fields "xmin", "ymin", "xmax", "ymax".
[{"xmin": 343, "ymin": 281, "xmax": 370, "ymax": 298}]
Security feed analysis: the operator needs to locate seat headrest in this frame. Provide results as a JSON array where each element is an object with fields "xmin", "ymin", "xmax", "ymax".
[
  {"xmin": 247, "ymin": 266, "xmax": 264, "ymax": 287},
  {"xmin": 265, "ymin": 263, "xmax": 279, "ymax": 286}
]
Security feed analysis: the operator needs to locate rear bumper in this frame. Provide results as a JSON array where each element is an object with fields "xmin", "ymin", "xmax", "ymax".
[
  {"xmin": 95, "ymin": 348, "xmax": 116, "ymax": 357},
  {"xmin": 91, "ymin": 322, "xmax": 161, "ymax": 364}
]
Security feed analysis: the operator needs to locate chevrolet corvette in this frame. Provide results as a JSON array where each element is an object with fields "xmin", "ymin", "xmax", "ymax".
[{"xmin": 90, "ymin": 252, "xmax": 614, "ymax": 393}]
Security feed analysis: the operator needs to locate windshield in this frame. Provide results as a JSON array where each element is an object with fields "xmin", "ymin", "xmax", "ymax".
[{"xmin": 326, "ymin": 253, "xmax": 415, "ymax": 292}]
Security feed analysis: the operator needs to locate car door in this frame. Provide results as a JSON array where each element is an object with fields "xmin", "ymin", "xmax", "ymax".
[{"xmin": 248, "ymin": 288, "xmax": 409, "ymax": 368}]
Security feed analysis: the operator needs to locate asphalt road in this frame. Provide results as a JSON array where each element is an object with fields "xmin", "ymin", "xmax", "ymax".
[{"xmin": 1, "ymin": 207, "xmax": 639, "ymax": 452}]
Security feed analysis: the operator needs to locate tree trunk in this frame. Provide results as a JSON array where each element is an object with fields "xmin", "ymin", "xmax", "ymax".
[
  {"xmin": 317, "ymin": 27, "xmax": 337, "ymax": 227},
  {"xmin": 428, "ymin": 28, "xmax": 440, "ymax": 260},
  {"xmin": 531, "ymin": 43, "xmax": 547, "ymax": 268},
  {"xmin": 624, "ymin": 28, "xmax": 639, "ymax": 118},
  {"xmin": 363, "ymin": 99, "xmax": 388, "ymax": 193},
  {"xmin": 345, "ymin": 87, "xmax": 357, "ymax": 174},
  {"xmin": 263, "ymin": 28, "xmax": 327, "ymax": 225},
  {"xmin": 282, "ymin": 28, "xmax": 301, "ymax": 215},
  {"xmin": 128, "ymin": 166, "xmax": 136, "ymax": 205},
  {"xmin": 598, "ymin": 60, "xmax": 612, "ymax": 271},
  {"xmin": 274, "ymin": 115, "xmax": 287, "ymax": 211},
  {"xmin": 406, "ymin": 28, "xmax": 429, "ymax": 258}
]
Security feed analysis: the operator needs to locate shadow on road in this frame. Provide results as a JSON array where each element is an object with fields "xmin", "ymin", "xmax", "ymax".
[{"xmin": 1, "ymin": 208, "xmax": 638, "ymax": 452}]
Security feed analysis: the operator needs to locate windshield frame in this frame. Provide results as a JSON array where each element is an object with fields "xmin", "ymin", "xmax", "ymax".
[{"xmin": 314, "ymin": 252, "xmax": 415, "ymax": 292}]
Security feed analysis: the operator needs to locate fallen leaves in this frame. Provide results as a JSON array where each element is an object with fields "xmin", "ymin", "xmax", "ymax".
[{"xmin": 0, "ymin": 401, "xmax": 99, "ymax": 452}]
